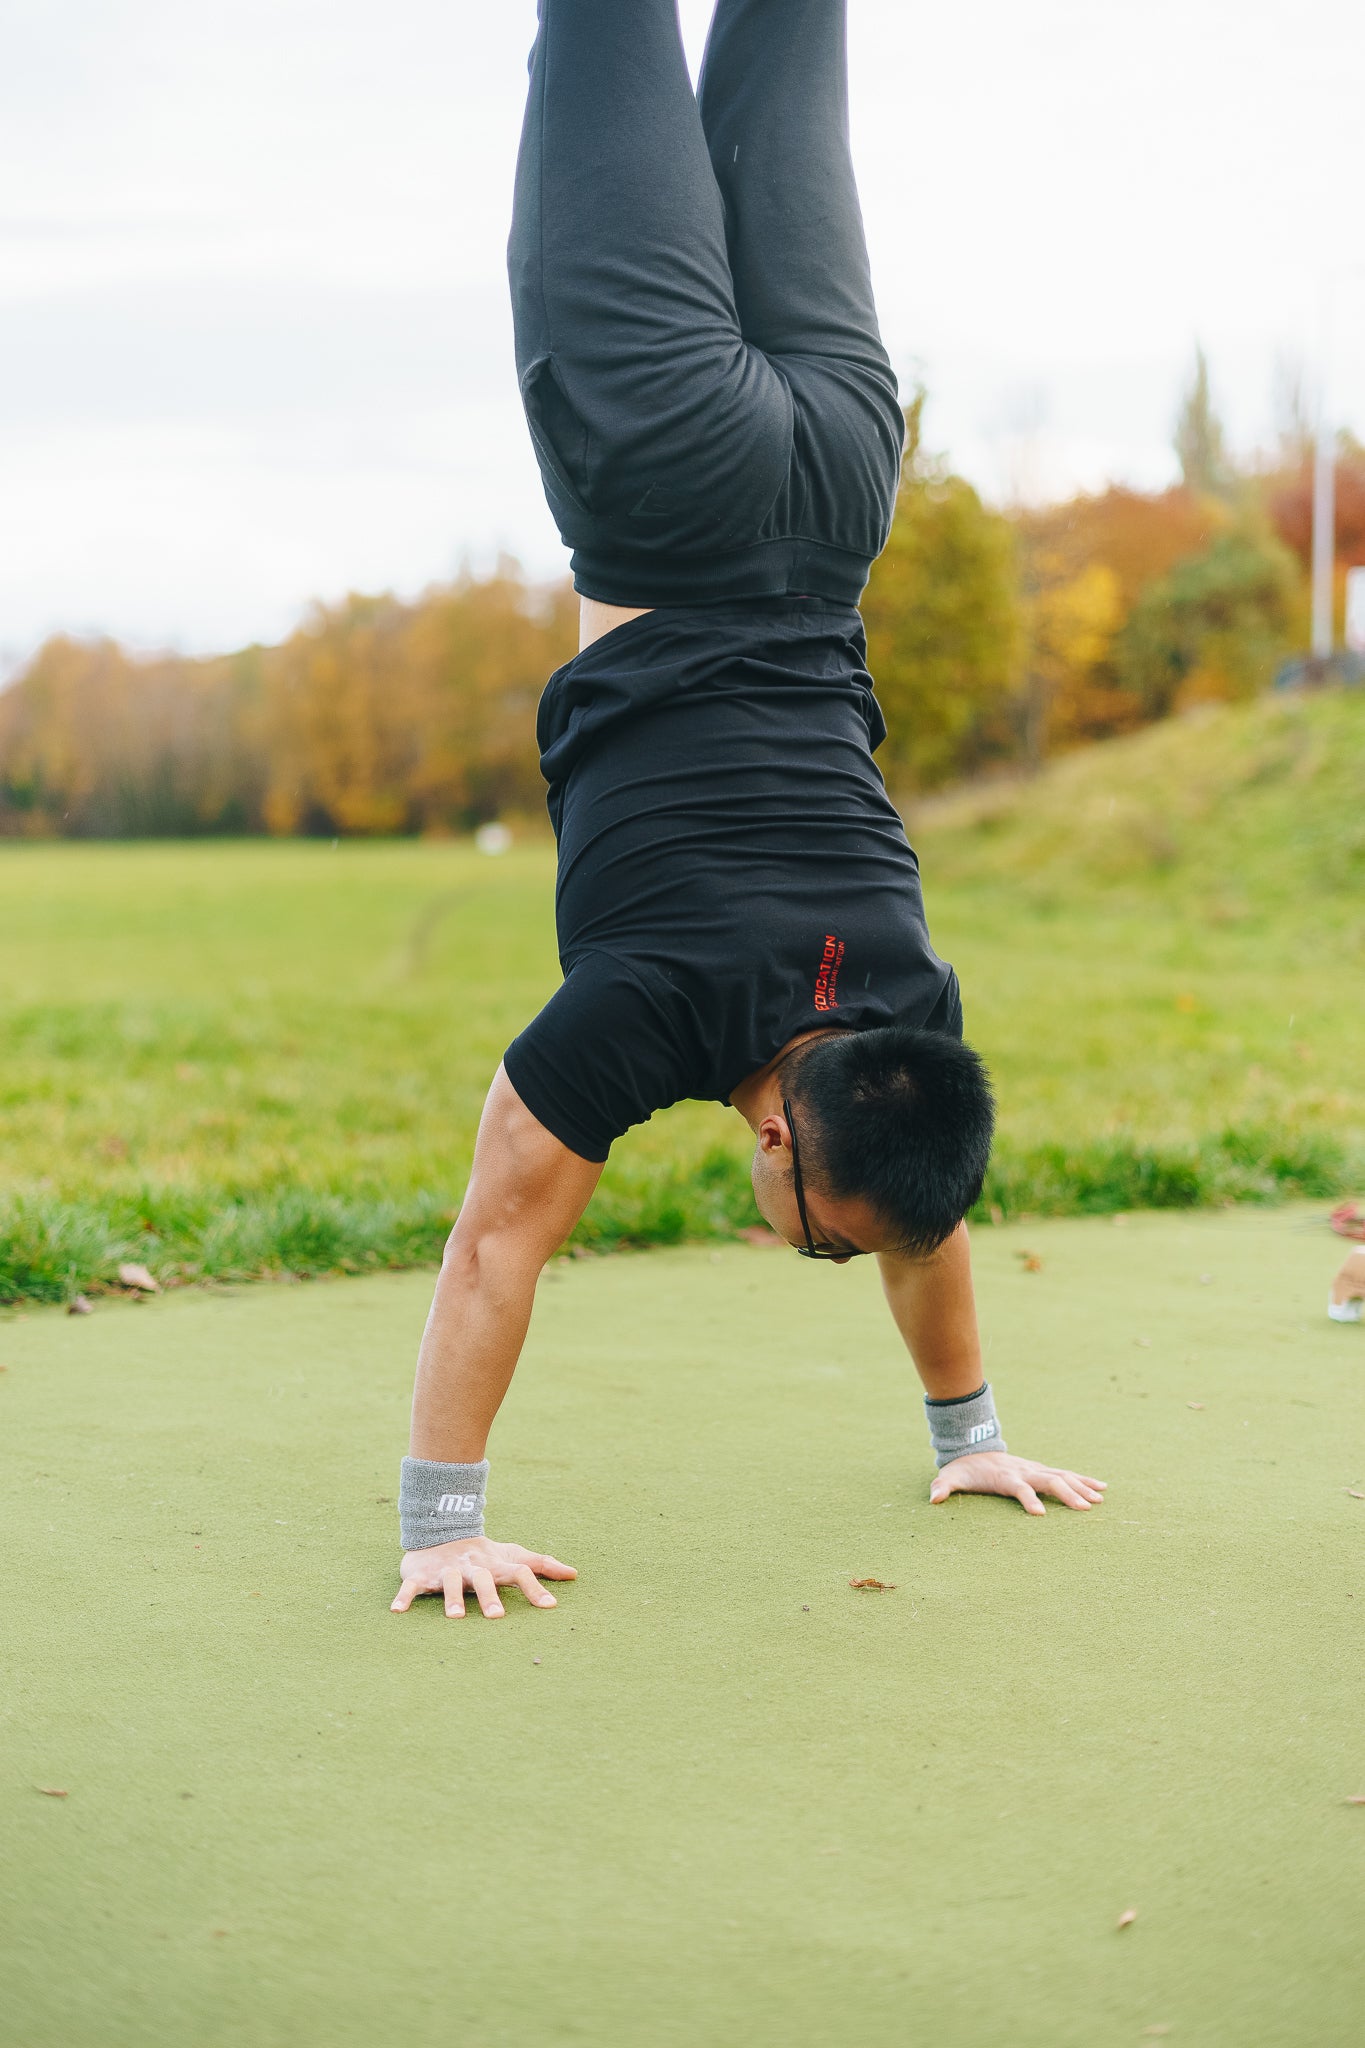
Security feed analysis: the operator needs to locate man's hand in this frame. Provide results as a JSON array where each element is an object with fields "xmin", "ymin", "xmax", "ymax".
[
  {"xmin": 929, "ymin": 1452, "xmax": 1106, "ymax": 1516},
  {"xmin": 391, "ymin": 1537, "xmax": 577, "ymax": 1618}
]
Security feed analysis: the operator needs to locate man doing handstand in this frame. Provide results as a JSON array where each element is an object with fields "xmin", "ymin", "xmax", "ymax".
[{"xmin": 392, "ymin": 0, "xmax": 1105, "ymax": 1620}]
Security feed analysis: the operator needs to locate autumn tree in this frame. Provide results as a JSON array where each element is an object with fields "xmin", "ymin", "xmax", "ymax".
[
  {"xmin": 1175, "ymin": 345, "xmax": 1232, "ymax": 498},
  {"xmin": 1010, "ymin": 487, "xmax": 1219, "ymax": 750},
  {"xmin": 862, "ymin": 399, "xmax": 1020, "ymax": 790},
  {"xmin": 1118, "ymin": 520, "xmax": 1300, "ymax": 716},
  {"xmin": 0, "ymin": 636, "xmax": 265, "ymax": 836}
]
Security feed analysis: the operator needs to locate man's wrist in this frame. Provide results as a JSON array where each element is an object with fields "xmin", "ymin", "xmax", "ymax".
[
  {"xmin": 399, "ymin": 1456, "xmax": 489, "ymax": 1550},
  {"xmin": 924, "ymin": 1382, "xmax": 1006, "ymax": 1467}
]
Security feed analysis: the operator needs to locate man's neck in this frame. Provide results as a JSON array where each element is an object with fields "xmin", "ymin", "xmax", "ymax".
[{"xmin": 729, "ymin": 1028, "xmax": 835, "ymax": 1132}]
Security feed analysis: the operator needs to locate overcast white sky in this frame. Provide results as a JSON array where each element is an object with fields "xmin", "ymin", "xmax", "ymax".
[{"xmin": 2, "ymin": 0, "xmax": 1362, "ymax": 664}]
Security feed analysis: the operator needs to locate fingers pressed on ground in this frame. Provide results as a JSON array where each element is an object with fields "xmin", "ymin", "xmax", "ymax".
[
  {"xmin": 1013, "ymin": 1483, "xmax": 1046, "ymax": 1515},
  {"xmin": 440, "ymin": 1567, "xmax": 468, "ymax": 1618},
  {"xmin": 468, "ymin": 1567, "xmax": 504, "ymax": 1618},
  {"xmin": 512, "ymin": 1565, "xmax": 556, "ymax": 1607},
  {"xmin": 391, "ymin": 1578, "xmax": 422, "ymax": 1613},
  {"xmin": 526, "ymin": 1554, "xmax": 577, "ymax": 1579}
]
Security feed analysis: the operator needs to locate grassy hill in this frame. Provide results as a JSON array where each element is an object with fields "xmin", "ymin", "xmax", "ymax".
[
  {"xmin": 918, "ymin": 684, "xmax": 1365, "ymax": 908},
  {"xmin": 0, "ymin": 688, "xmax": 1360, "ymax": 1302},
  {"xmin": 913, "ymin": 685, "xmax": 1364, "ymax": 1212}
]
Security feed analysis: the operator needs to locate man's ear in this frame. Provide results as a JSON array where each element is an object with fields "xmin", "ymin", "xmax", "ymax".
[{"xmin": 756, "ymin": 1112, "xmax": 791, "ymax": 1158}]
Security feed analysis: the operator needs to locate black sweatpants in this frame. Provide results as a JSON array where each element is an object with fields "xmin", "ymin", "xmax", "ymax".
[{"xmin": 507, "ymin": 0, "xmax": 905, "ymax": 608}]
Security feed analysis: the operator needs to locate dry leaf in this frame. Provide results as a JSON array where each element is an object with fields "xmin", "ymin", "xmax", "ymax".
[
  {"xmin": 1345, "ymin": 1794, "xmax": 1365, "ymax": 1805},
  {"xmin": 737, "ymin": 1226, "xmax": 784, "ymax": 1248},
  {"xmin": 66, "ymin": 1295, "xmax": 94, "ymax": 1317},
  {"xmin": 1329, "ymin": 1201, "xmax": 1365, "ymax": 1242},
  {"xmin": 36, "ymin": 1786, "xmax": 69, "ymax": 1798},
  {"xmin": 849, "ymin": 1578, "xmax": 896, "ymax": 1592},
  {"xmin": 1014, "ymin": 1250, "xmax": 1044, "ymax": 1272},
  {"xmin": 1116, "ymin": 1908, "xmax": 1138, "ymax": 1930},
  {"xmin": 1187, "ymin": 1401, "xmax": 1206, "ymax": 1410},
  {"xmin": 118, "ymin": 1262, "xmax": 160, "ymax": 1293},
  {"xmin": 1346, "ymin": 1490, "xmax": 1365, "ymax": 1501}
]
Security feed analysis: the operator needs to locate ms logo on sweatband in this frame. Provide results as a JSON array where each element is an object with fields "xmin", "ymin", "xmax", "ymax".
[
  {"xmin": 399, "ymin": 1456, "xmax": 489, "ymax": 1550},
  {"xmin": 923, "ymin": 1383, "xmax": 1007, "ymax": 1468}
]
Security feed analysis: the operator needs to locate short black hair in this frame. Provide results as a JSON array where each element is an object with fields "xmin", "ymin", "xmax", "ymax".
[{"xmin": 785, "ymin": 1025, "xmax": 995, "ymax": 1254}]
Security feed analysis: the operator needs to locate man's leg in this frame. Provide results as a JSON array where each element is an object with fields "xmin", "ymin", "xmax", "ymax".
[
  {"xmin": 507, "ymin": 0, "xmax": 792, "ymax": 572},
  {"xmin": 696, "ymin": 0, "xmax": 904, "ymax": 557}
]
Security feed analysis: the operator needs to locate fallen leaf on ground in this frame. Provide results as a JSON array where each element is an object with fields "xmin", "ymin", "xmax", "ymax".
[
  {"xmin": 1187, "ymin": 1401, "xmax": 1206, "ymax": 1410},
  {"xmin": 1345, "ymin": 1490, "xmax": 1365, "ymax": 1500},
  {"xmin": 1329, "ymin": 1201, "xmax": 1365, "ymax": 1242},
  {"xmin": 117, "ymin": 1262, "xmax": 159, "ymax": 1293},
  {"xmin": 35, "ymin": 1787, "xmax": 68, "ymax": 1798},
  {"xmin": 737, "ymin": 1226, "xmax": 784, "ymax": 1248},
  {"xmin": 1015, "ymin": 1250, "xmax": 1044, "ymax": 1272},
  {"xmin": 1116, "ymin": 1908, "xmax": 1138, "ymax": 1929},
  {"xmin": 849, "ymin": 1578, "xmax": 896, "ymax": 1592},
  {"xmin": 66, "ymin": 1295, "xmax": 94, "ymax": 1316},
  {"xmin": 1345, "ymin": 1794, "xmax": 1365, "ymax": 1805}
]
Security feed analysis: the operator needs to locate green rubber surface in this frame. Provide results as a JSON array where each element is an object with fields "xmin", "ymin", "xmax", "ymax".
[{"xmin": 2, "ymin": 1209, "xmax": 1362, "ymax": 2047}]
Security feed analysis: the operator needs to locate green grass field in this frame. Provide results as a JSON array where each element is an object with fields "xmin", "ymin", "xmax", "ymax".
[
  {"xmin": 3, "ymin": 1209, "xmax": 1362, "ymax": 2046},
  {"xmin": 1, "ymin": 688, "xmax": 1361, "ymax": 1300}
]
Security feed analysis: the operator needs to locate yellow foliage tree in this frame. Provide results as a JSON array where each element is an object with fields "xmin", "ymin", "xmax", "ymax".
[{"xmin": 863, "ymin": 403, "xmax": 1021, "ymax": 790}]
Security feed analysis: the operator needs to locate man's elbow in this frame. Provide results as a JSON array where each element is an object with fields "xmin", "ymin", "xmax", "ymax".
[{"xmin": 440, "ymin": 1216, "xmax": 546, "ymax": 1303}]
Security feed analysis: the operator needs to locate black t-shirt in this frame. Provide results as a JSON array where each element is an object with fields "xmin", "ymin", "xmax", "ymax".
[{"xmin": 503, "ymin": 598, "xmax": 961, "ymax": 1162}]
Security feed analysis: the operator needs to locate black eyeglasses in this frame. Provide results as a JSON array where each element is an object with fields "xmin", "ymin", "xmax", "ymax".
[{"xmin": 783, "ymin": 1097, "xmax": 867, "ymax": 1260}]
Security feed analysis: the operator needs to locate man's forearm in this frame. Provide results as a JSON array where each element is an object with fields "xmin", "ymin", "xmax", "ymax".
[
  {"xmin": 405, "ymin": 1064, "xmax": 604, "ymax": 1470},
  {"xmin": 877, "ymin": 1220, "xmax": 984, "ymax": 1399},
  {"xmin": 408, "ymin": 1231, "xmax": 544, "ymax": 1462}
]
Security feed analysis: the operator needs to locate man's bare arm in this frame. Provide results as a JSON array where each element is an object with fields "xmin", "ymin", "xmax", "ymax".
[
  {"xmin": 392, "ymin": 1064, "xmax": 603, "ymax": 1617},
  {"xmin": 877, "ymin": 1223, "xmax": 1107, "ymax": 1516}
]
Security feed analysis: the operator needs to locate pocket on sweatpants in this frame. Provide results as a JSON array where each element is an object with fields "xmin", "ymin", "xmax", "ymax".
[{"xmin": 520, "ymin": 354, "xmax": 594, "ymax": 514}]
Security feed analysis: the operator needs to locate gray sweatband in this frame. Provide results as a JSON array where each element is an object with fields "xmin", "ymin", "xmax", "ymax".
[
  {"xmin": 924, "ymin": 1383, "xmax": 1007, "ymax": 1467},
  {"xmin": 399, "ymin": 1457, "xmax": 489, "ymax": 1551}
]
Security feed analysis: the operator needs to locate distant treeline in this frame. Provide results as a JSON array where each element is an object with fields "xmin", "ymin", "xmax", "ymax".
[{"xmin": 4, "ymin": 368, "xmax": 1362, "ymax": 836}]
